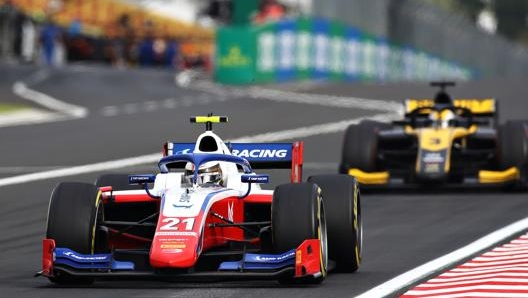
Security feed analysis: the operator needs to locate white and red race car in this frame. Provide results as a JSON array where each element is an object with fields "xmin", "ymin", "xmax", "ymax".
[{"xmin": 37, "ymin": 115, "xmax": 362, "ymax": 285}]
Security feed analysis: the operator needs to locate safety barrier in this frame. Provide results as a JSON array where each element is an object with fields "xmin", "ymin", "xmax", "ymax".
[{"xmin": 214, "ymin": 17, "xmax": 474, "ymax": 85}]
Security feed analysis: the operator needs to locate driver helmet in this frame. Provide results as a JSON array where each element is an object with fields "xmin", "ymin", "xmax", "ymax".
[
  {"xmin": 184, "ymin": 162, "xmax": 223, "ymax": 185},
  {"xmin": 428, "ymin": 110, "xmax": 456, "ymax": 128},
  {"xmin": 440, "ymin": 110, "xmax": 456, "ymax": 128}
]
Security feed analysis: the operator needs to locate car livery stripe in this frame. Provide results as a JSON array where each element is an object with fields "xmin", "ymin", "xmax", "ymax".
[{"xmin": 200, "ymin": 189, "xmax": 235, "ymax": 212}]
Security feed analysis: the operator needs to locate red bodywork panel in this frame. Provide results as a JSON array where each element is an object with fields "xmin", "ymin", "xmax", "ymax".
[
  {"xmin": 291, "ymin": 141, "xmax": 303, "ymax": 183},
  {"xmin": 41, "ymin": 238, "xmax": 55, "ymax": 277},
  {"xmin": 295, "ymin": 239, "xmax": 322, "ymax": 277},
  {"xmin": 101, "ymin": 190, "xmax": 273, "ymax": 269}
]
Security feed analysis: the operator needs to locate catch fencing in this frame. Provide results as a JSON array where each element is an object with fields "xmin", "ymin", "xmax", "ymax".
[{"xmin": 313, "ymin": 0, "xmax": 528, "ymax": 78}]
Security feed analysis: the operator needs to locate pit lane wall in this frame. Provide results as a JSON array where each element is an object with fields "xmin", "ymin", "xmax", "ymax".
[{"xmin": 214, "ymin": 17, "xmax": 474, "ymax": 85}]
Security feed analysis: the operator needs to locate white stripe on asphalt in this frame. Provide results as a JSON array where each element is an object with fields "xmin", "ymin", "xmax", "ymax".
[
  {"xmin": 0, "ymin": 112, "xmax": 396, "ymax": 188},
  {"xmin": 12, "ymin": 81, "xmax": 88, "ymax": 118},
  {"xmin": 0, "ymin": 109, "xmax": 66, "ymax": 127},
  {"xmin": 354, "ymin": 217, "xmax": 528, "ymax": 298},
  {"xmin": 189, "ymin": 79, "xmax": 403, "ymax": 112}
]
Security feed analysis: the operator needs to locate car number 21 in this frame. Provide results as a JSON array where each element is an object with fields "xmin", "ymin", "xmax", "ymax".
[{"xmin": 160, "ymin": 217, "xmax": 195, "ymax": 230}]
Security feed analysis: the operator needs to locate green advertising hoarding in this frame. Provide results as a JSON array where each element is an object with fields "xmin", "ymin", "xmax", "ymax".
[
  {"xmin": 215, "ymin": 26, "xmax": 256, "ymax": 84},
  {"xmin": 214, "ymin": 17, "xmax": 474, "ymax": 85}
]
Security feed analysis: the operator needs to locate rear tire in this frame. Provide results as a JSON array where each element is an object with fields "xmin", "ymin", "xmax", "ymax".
[
  {"xmin": 340, "ymin": 120, "xmax": 385, "ymax": 173},
  {"xmin": 308, "ymin": 174, "xmax": 361, "ymax": 272},
  {"xmin": 272, "ymin": 182, "xmax": 327, "ymax": 284},
  {"xmin": 46, "ymin": 182, "xmax": 104, "ymax": 284}
]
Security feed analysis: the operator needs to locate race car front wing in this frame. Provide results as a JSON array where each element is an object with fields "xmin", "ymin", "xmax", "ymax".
[{"xmin": 36, "ymin": 238, "xmax": 323, "ymax": 281}]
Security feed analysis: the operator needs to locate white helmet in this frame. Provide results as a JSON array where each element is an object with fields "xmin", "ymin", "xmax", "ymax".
[{"xmin": 184, "ymin": 162, "xmax": 223, "ymax": 185}]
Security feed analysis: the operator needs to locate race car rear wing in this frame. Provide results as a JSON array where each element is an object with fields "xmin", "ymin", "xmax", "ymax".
[
  {"xmin": 163, "ymin": 142, "xmax": 304, "ymax": 183},
  {"xmin": 404, "ymin": 98, "xmax": 497, "ymax": 116}
]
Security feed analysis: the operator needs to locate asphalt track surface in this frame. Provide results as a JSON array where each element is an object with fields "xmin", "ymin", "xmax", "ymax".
[{"xmin": 1, "ymin": 64, "xmax": 527, "ymax": 298}]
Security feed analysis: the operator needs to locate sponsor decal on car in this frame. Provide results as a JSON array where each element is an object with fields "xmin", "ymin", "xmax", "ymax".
[
  {"xmin": 231, "ymin": 149, "xmax": 288, "ymax": 158},
  {"xmin": 155, "ymin": 231, "xmax": 198, "ymax": 236},
  {"xmin": 252, "ymin": 251, "xmax": 295, "ymax": 262},
  {"xmin": 423, "ymin": 152, "xmax": 445, "ymax": 163},
  {"xmin": 61, "ymin": 251, "xmax": 109, "ymax": 261}
]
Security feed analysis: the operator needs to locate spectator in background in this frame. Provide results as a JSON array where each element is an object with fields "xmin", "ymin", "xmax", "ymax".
[
  {"xmin": 138, "ymin": 31, "xmax": 154, "ymax": 66},
  {"xmin": 152, "ymin": 36, "xmax": 167, "ymax": 66},
  {"xmin": 68, "ymin": 17, "xmax": 81, "ymax": 37},
  {"xmin": 0, "ymin": 0, "xmax": 17, "ymax": 60},
  {"xmin": 40, "ymin": 17, "xmax": 61, "ymax": 66},
  {"xmin": 253, "ymin": 0, "xmax": 285, "ymax": 24},
  {"xmin": 20, "ymin": 14, "xmax": 36, "ymax": 63},
  {"xmin": 112, "ymin": 14, "xmax": 127, "ymax": 67},
  {"xmin": 164, "ymin": 37, "xmax": 179, "ymax": 68}
]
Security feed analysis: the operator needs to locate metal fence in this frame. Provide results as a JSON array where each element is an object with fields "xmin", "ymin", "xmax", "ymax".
[{"xmin": 312, "ymin": 0, "xmax": 528, "ymax": 78}]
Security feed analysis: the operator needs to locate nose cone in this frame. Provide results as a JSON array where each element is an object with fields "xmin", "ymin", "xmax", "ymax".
[{"xmin": 149, "ymin": 234, "xmax": 200, "ymax": 268}]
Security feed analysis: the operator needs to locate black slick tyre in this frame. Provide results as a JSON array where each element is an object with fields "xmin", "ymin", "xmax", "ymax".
[
  {"xmin": 308, "ymin": 174, "xmax": 361, "ymax": 272},
  {"xmin": 339, "ymin": 120, "xmax": 384, "ymax": 174},
  {"xmin": 498, "ymin": 120, "xmax": 528, "ymax": 186},
  {"xmin": 46, "ymin": 182, "xmax": 104, "ymax": 284},
  {"xmin": 271, "ymin": 182, "xmax": 327, "ymax": 284}
]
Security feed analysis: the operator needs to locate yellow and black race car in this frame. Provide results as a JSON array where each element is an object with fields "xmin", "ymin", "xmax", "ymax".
[{"xmin": 339, "ymin": 82, "xmax": 528, "ymax": 190}]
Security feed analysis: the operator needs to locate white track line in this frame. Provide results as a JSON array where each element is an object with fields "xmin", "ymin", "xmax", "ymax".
[
  {"xmin": 12, "ymin": 82, "xmax": 88, "ymax": 118},
  {"xmin": 189, "ymin": 79, "xmax": 403, "ymax": 112},
  {"xmin": 354, "ymin": 217, "xmax": 528, "ymax": 298},
  {"xmin": 0, "ymin": 112, "xmax": 396, "ymax": 188}
]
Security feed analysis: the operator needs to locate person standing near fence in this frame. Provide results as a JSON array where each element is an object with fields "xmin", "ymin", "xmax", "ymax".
[
  {"xmin": 40, "ymin": 17, "xmax": 61, "ymax": 66},
  {"xmin": 0, "ymin": 0, "xmax": 17, "ymax": 61}
]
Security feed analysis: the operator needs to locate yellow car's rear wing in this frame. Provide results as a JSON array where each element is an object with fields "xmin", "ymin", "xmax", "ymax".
[{"xmin": 404, "ymin": 98, "xmax": 497, "ymax": 116}]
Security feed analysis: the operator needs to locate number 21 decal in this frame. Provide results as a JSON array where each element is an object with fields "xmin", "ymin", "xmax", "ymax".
[{"xmin": 160, "ymin": 218, "xmax": 195, "ymax": 230}]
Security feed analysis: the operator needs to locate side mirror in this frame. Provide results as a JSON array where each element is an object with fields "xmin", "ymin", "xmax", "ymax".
[
  {"xmin": 128, "ymin": 174, "xmax": 160, "ymax": 199},
  {"xmin": 239, "ymin": 174, "xmax": 269, "ymax": 199},
  {"xmin": 128, "ymin": 174, "xmax": 156, "ymax": 185},
  {"xmin": 241, "ymin": 174, "xmax": 269, "ymax": 184}
]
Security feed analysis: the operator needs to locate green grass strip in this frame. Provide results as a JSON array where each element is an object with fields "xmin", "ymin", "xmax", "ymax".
[{"xmin": 0, "ymin": 103, "xmax": 30, "ymax": 113}]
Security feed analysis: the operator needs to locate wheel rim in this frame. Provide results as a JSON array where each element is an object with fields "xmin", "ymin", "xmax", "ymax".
[
  {"xmin": 355, "ymin": 188, "xmax": 362, "ymax": 261},
  {"xmin": 318, "ymin": 198, "xmax": 328, "ymax": 274},
  {"xmin": 91, "ymin": 192, "xmax": 104, "ymax": 254}
]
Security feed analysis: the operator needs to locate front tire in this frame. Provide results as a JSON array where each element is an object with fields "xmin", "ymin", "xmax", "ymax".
[
  {"xmin": 46, "ymin": 182, "xmax": 104, "ymax": 284},
  {"xmin": 272, "ymin": 182, "xmax": 327, "ymax": 284},
  {"xmin": 498, "ymin": 120, "xmax": 528, "ymax": 186},
  {"xmin": 498, "ymin": 120, "xmax": 528, "ymax": 167},
  {"xmin": 308, "ymin": 174, "xmax": 361, "ymax": 272}
]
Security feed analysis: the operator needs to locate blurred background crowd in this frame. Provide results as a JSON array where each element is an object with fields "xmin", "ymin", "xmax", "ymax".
[
  {"xmin": 0, "ymin": 0, "xmax": 220, "ymax": 69},
  {"xmin": 1, "ymin": 0, "xmax": 528, "ymax": 78},
  {"xmin": 0, "ymin": 0, "xmax": 300, "ymax": 70}
]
